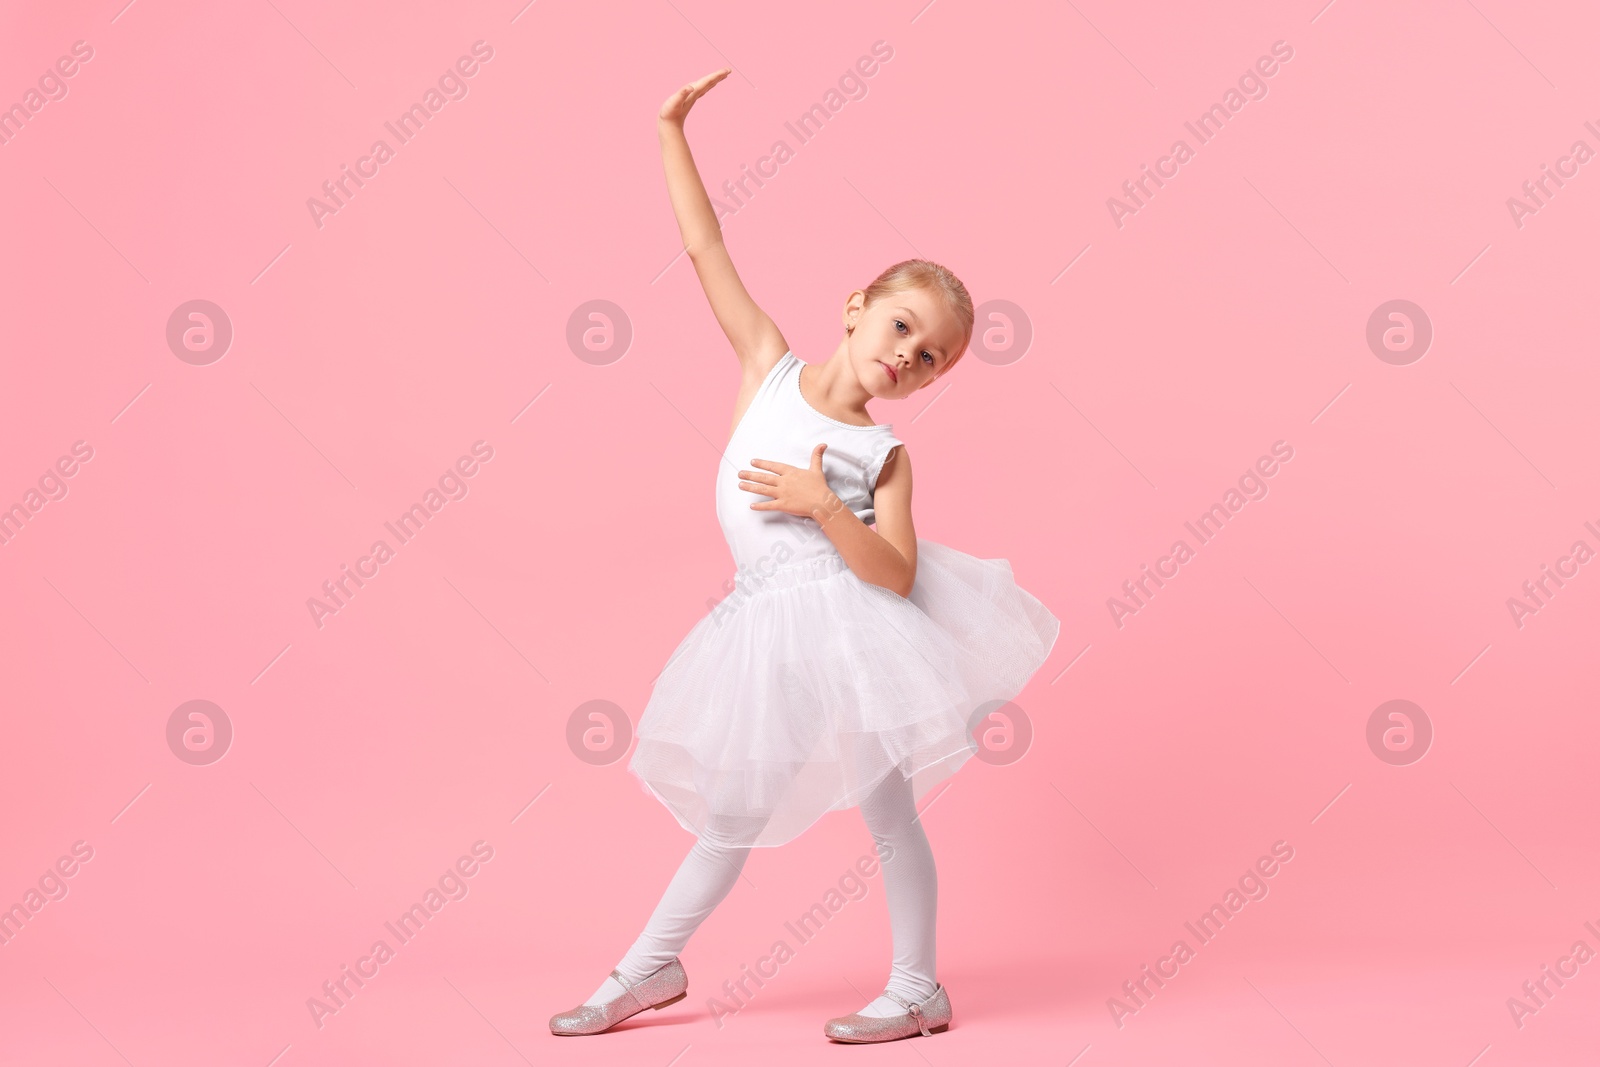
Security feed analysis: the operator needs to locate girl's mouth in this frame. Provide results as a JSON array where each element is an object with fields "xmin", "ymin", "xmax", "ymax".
[{"xmin": 879, "ymin": 361, "xmax": 898, "ymax": 384}]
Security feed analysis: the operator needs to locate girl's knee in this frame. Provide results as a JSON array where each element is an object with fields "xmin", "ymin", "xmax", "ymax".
[
  {"xmin": 860, "ymin": 773, "xmax": 920, "ymax": 838},
  {"xmin": 700, "ymin": 812, "xmax": 769, "ymax": 852}
]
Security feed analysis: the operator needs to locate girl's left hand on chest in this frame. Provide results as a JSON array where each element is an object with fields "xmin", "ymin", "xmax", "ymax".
[{"xmin": 739, "ymin": 443, "xmax": 842, "ymax": 520}]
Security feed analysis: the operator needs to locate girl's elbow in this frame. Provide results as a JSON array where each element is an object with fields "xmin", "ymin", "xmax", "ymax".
[{"xmin": 895, "ymin": 567, "xmax": 916, "ymax": 598}]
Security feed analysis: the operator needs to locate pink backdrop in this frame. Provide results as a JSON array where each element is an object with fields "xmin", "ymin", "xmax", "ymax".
[{"xmin": 3, "ymin": 0, "xmax": 1597, "ymax": 1063}]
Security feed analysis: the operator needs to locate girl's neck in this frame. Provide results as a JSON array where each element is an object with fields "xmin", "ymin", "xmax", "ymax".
[{"xmin": 801, "ymin": 346, "xmax": 875, "ymax": 426}]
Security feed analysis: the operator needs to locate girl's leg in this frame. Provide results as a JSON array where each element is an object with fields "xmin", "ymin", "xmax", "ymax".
[
  {"xmin": 854, "ymin": 770, "xmax": 939, "ymax": 1016},
  {"xmin": 584, "ymin": 814, "xmax": 764, "ymax": 1005}
]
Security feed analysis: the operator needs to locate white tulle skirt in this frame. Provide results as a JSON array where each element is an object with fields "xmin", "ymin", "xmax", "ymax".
[{"xmin": 627, "ymin": 539, "xmax": 1060, "ymax": 848}]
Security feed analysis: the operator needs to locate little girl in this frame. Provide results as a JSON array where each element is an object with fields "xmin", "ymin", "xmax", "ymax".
[{"xmin": 550, "ymin": 68, "xmax": 1060, "ymax": 1044}]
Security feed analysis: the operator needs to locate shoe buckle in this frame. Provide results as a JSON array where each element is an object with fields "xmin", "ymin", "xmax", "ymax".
[{"xmin": 908, "ymin": 1002, "xmax": 931, "ymax": 1038}]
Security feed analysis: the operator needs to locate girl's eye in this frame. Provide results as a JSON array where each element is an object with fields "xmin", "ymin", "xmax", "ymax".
[
  {"xmin": 894, "ymin": 320, "xmax": 907, "ymax": 333},
  {"xmin": 921, "ymin": 352, "xmax": 934, "ymax": 364}
]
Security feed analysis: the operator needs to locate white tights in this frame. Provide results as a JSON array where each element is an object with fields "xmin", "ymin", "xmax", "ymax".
[{"xmin": 585, "ymin": 770, "xmax": 938, "ymax": 1017}]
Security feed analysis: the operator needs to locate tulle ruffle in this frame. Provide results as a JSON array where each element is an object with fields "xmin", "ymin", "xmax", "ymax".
[{"xmin": 627, "ymin": 539, "xmax": 1060, "ymax": 847}]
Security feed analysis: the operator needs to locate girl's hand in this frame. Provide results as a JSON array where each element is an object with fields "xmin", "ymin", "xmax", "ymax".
[
  {"xmin": 658, "ymin": 67, "xmax": 732, "ymax": 127},
  {"xmin": 739, "ymin": 444, "xmax": 846, "ymax": 522}
]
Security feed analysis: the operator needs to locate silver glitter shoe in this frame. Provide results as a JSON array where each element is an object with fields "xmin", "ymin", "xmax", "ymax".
[
  {"xmin": 549, "ymin": 958, "xmax": 689, "ymax": 1036},
  {"xmin": 823, "ymin": 984, "xmax": 952, "ymax": 1043}
]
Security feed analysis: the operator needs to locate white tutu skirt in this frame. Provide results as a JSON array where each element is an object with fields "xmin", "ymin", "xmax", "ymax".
[{"xmin": 628, "ymin": 539, "xmax": 1061, "ymax": 848}]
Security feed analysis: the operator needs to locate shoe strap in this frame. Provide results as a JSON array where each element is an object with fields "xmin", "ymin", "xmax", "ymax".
[
  {"xmin": 879, "ymin": 991, "xmax": 932, "ymax": 1037},
  {"xmin": 609, "ymin": 968, "xmax": 645, "ymax": 1011},
  {"xmin": 610, "ymin": 959, "xmax": 679, "ymax": 1012}
]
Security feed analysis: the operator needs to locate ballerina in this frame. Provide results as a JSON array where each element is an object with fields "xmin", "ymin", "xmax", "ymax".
[{"xmin": 550, "ymin": 67, "xmax": 1059, "ymax": 1044}]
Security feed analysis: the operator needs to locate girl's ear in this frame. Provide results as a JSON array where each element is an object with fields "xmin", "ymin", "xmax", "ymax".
[{"xmin": 842, "ymin": 289, "xmax": 868, "ymax": 329}]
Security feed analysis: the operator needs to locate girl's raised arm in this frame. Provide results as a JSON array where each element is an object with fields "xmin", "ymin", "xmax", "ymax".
[{"xmin": 658, "ymin": 69, "xmax": 787, "ymax": 373}]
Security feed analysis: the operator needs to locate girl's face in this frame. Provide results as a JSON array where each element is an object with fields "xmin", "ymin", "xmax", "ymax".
[{"xmin": 845, "ymin": 286, "xmax": 968, "ymax": 399}]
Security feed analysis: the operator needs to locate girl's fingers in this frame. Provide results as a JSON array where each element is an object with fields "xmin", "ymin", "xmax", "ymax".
[
  {"xmin": 737, "ymin": 469, "xmax": 778, "ymax": 483},
  {"xmin": 689, "ymin": 69, "xmax": 729, "ymax": 97},
  {"xmin": 666, "ymin": 69, "xmax": 729, "ymax": 116},
  {"xmin": 740, "ymin": 481, "xmax": 777, "ymax": 497}
]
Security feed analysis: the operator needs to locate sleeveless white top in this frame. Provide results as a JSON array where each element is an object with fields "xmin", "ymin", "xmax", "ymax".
[{"xmin": 715, "ymin": 351, "xmax": 904, "ymax": 576}]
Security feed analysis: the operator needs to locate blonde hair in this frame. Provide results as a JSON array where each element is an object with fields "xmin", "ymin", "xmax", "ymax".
[{"xmin": 860, "ymin": 259, "xmax": 974, "ymax": 368}]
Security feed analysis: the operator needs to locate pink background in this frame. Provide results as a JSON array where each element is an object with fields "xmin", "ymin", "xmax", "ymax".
[{"xmin": 3, "ymin": 0, "xmax": 1598, "ymax": 1063}]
